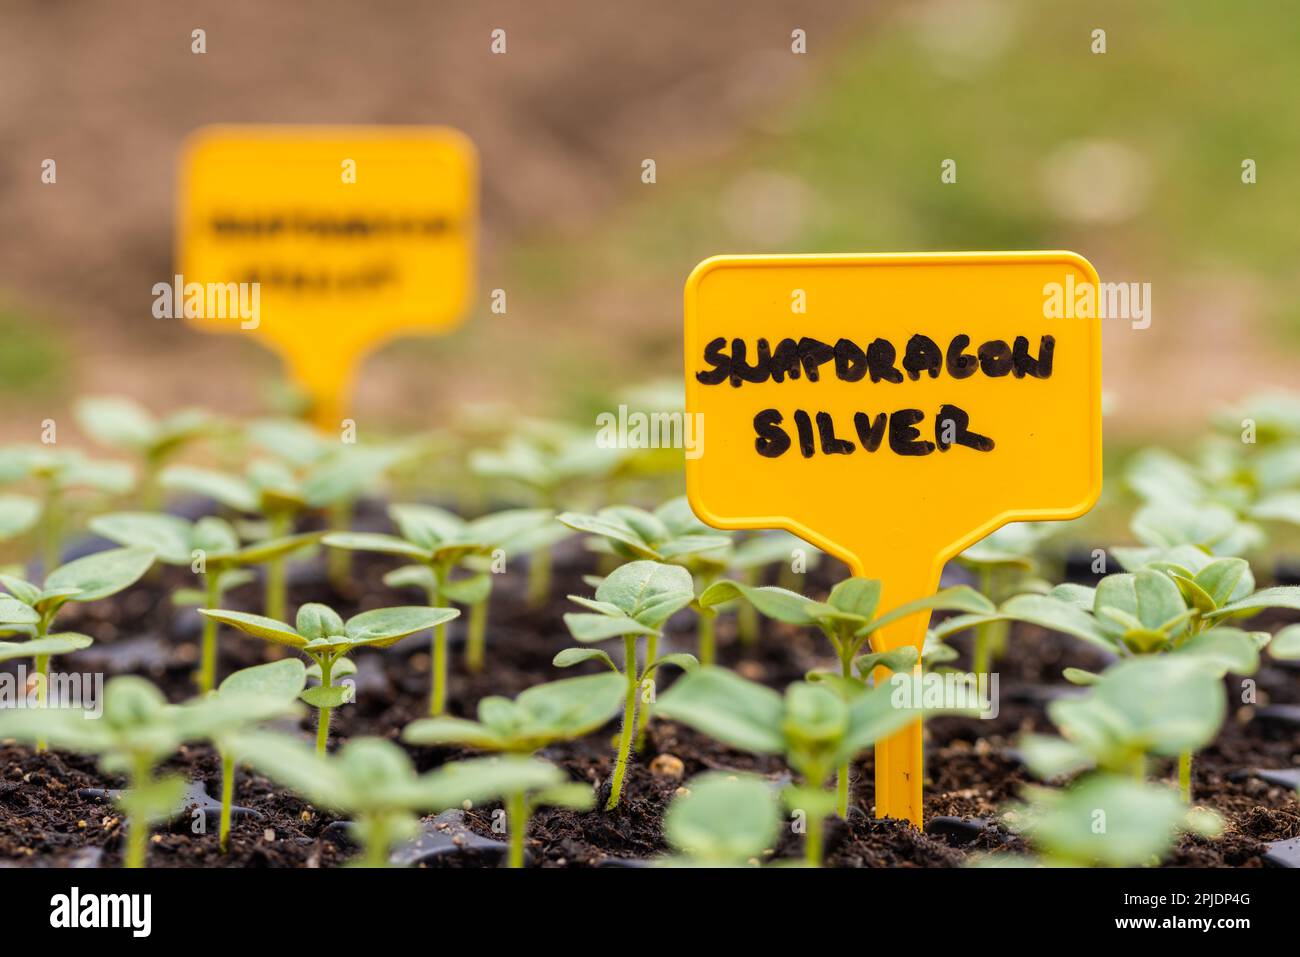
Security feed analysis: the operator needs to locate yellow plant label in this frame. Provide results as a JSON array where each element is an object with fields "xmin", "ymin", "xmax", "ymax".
[
  {"xmin": 177, "ymin": 125, "xmax": 477, "ymax": 427},
  {"xmin": 683, "ymin": 252, "xmax": 1102, "ymax": 825}
]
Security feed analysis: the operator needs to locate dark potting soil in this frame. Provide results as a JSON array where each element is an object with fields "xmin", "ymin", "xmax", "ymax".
[{"xmin": 2, "ymin": 532, "xmax": 1298, "ymax": 868}]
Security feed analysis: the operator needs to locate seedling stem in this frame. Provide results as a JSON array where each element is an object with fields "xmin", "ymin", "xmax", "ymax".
[
  {"xmin": 219, "ymin": 750, "xmax": 235, "ymax": 852},
  {"xmin": 607, "ymin": 635, "xmax": 639, "ymax": 810},
  {"xmin": 507, "ymin": 790, "xmax": 528, "ymax": 868},
  {"xmin": 264, "ymin": 510, "xmax": 291, "ymax": 622},
  {"xmin": 315, "ymin": 656, "xmax": 335, "ymax": 753}
]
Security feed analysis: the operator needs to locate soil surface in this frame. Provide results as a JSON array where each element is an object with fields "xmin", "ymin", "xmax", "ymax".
[{"xmin": 2, "ymin": 511, "xmax": 1298, "ymax": 868}]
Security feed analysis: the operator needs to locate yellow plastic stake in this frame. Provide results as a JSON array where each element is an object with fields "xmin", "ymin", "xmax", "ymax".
[
  {"xmin": 177, "ymin": 125, "xmax": 477, "ymax": 429},
  {"xmin": 683, "ymin": 252, "xmax": 1102, "ymax": 827}
]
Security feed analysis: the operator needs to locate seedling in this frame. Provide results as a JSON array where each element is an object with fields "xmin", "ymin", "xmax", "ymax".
[
  {"xmin": 90, "ymin": 511, "xmax": 321, "ymax": 692},
  {"xmin": 417, "ymin": 755, "xmax": 594, "ymax": 868},
  {"xmin": 559, "ymin": 497, "xmax": 733, "ymax": 664},
  {"xmin": 0, "ymin": 675, "xmax": 286, "ymax": 867},
  {"xmin": 0, "ymin": 494, "xmax": 41, "ymax": 545},
  {"xmin": 245, "ymin": 417, "xmax": 416, "ymax": 592},
  {"xmin": 1270, "ymin": 623, "xmax": 1300, "ymax": 661},
  {"xmin": 656, "ymin": 667, "xmax": 934, "ymax": 866},
  {"xmin": 1017, "ymin": 655, "xmax": 1226, "ymax": 783},
  {"xmin": 955, "ymin": 522, "xmax": 1053, "ymax": 675},
  {"xmin": 233, "ymin": 734, "xmax": 590, "ymax": 867},
  {"xmin": 200, "ymin": 602, "xmax": 458, "ymax": 752},
  {"xmin": 1002, "ymin": 774, "xmax": 1221, "ymax": 868},
  {"xmin": 323, "ymin": 503, "xmax": 552, "ymax": 713},
  {"xmin": 1006, "ymin": 655, "xmax": 1226, "ymax": 867},
  {"xmin": 0, "ymin": 445, "xmax": 134, "ymax": 571},
  {"xmin": 75, "ymin": 395, "xmax": 221, "ymax": 508},
  {"xmin": 696, "ymin": 576, "xmax": 993, "ymax": 816},
  {"xmin": 995, "ymin": 556, "xmax": 1298, "ymax": 799},
  {"xmin": 211, "ymin": 659, "xmax": 307, "ymax": 851},
  {"xmin": 1127, "ymin": 439, "xmax": 1300, "ymax": 539},
  {"xmin": 163, "ymin": 461, "xmax": 313, "ymax": 622},
  {"xmin": 726, "ymin": 530, "xmax": 822, "ymax": 645},
  {"xmin": 470, "ymin": 423, "xmax": 624, "ymax": 603},
  {"xmin": 0, "ymin": 546, "xmax": 154, "ymax": 746},
  {"xmin": 1125, "ymin": 498, "xmax": 1262, "ymax": 558},
  {"xmin": 663, "ymin": 771, "xmax": 781, "ymax": 867},
  {"xmin": 554, "ymin": 560, "xmax": 698, "ymax": 809},
  {"xmin": 402, "ymin": 672, "xmax": 626, "ymax": 753}
]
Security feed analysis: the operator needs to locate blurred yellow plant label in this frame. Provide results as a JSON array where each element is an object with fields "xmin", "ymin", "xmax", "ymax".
[
  {"xmin": 178, "ymin": 125, "xmax": 477, "ymax": 426},
  {"xmin": 683, "ymin": 252, "xmax": 1102, "ymax": 825}
]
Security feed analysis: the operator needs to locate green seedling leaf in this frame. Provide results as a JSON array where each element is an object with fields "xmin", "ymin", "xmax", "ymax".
[
  {"xmin": 865, "ymin": 585, "xmax": 996, "ymax": 635},
  {"xmin": 656, "ymin": 667, "xmax": 786, "ymax": 755},
  {"xmin": 117, "ymin": 775, "xmax": 188, "ymax": 828},
  {"xmin": 418, "ymin": 755, "xmax": 569, "ymax": 810},
  {"xmin": 90, "ymin": 512, "xmax": 193, "ymax": 564},
  {"xmin": 1000, "ymin": 593, "xmax": 1117, "ymax": 651},
  {"xmin": 647, "ymin": 652, "xmax": 699, "ymax": 675},
  {"xmin": 698, "ymin": 580, "xmax": 820, "ymax": 625},
  {"xmin": 1270, "ymin": 624, "xmax": 1300, "ymax": 660},
  {"xmin": 403, "ymin": 717, "xmax": 507, "ymax": 750},
  {"xmin": 552, "ymin": 647, "xmax": 617, "ymax": 670},
  {"xmin": 198, "ymin": 610, "xmax": 306, "ymax": 648},
  {"xmin": 1019, "ymin": 775, "xmax": 1215, "ymax": 867},
  {"xmin": 46, "ymin": 546, "xmax": 155, "ymax": 602},
  {"xmin": 162, "ymin": 466, "xmax": 259, "ymax": 513},
  {"xmin": 594, "ymin": 560, "xmax": 695, "ymax": 627},
  {"xmin": 828, "ymin": 578, "xmax": 883, "ymax": 620},
  {"xmin": 389, "ymin": 503, "xmax": 463, "ymax": 551},
  {"xmin": 463, "ymin": 508, "xmax": 554, "ymax": 548},
  {"xmin": 837, "ymin": 678, "xmax": 940, "ymax": 763},
  {"xmin": 297, "ymin": 602, "xmax": 346, "ymax": 640},
  {"xmin": 0, "ymin": 575, "xmax": 41, "ymax": 607},
  {"xmin": 534, "ymin": 782, "xmax": 596, "ymax": 812},
  {"xmin": 218, "ymin": 658, "xmax": 307, "ymax": 703},
  {"xmin": 1047, "ymin": 583, "xmax": 1096, "ymax": 610},
  {"xmin": 1048, "ymin": 656, "xmax": 1224, "ymax": 769},
  {"xmin": 344, "ymin": 606, "xmax": 459, "ymax": 646},
  {"xmin": 558, "ymin": 510, "xmax": 662, "ymax": 559},
  {"xmin": 301, "ymin": 684, "xmax": 354, "ymax": 709},
  {"xmin": 383, "ymin": 564, "xmax": 437, "ymax": 593},
  {"xmin": 561, "ymin": 613, "xmax": 657, "ymax": 642},
  {"xmin": 664, "ymin": 772, "xmax": 780, "ymax": 866},
  {"xmin": 193, "ymin": 517, "xmax": 241, "ymax": 554},
  {"xmin": 227, "ymin": 531, "xmax": 323, "ymax": 565},
  {"xmin": 1193, "ymin": 558, "xmax": 1252, "ymax": 607},
  {"xmin": 1177, "ymin": 628, "xmax": 1262, "ymax": 675},
  {"xmin": 1017, "ymin": 734, "xmax": 1092, "ymax": 779},
  {"xmin": 958, "ymin": 522, "xmax": 1051, "ymax": 569},
  {"xmin": 1209, "ymin": 586, "xmax": 1300, "ymax": 619},
  {"xmin": 853, "ymin": 646, "xmax": 919, "ymax": 676},
  {"xmin": 405, "ymin": 672, "xmax": 625, "ymax": 753},
  {"xmin": 0, "ymin": 633, "xmax": 93, "ymax": 661},
  {"xmin": 440, "ymin": 573, "xmax": 492, "ymax": 606},
  {"xmin": 0, "ymin": 597, "xmax": 39, "ymax": 625},
  {"xmin": 323, "ymin": 531, "xmax": 430, "ymax": 560},
  {"xmin": 0, "ymin": 495, "xmax": 40, "ymax": 540},
  {"xmin": 1062, "ymin": 667, "xmax": 1101, "ymax": 686},
  {"xmin": 75, "ymin": 395, "xmax": 158, "ymax": 449}
]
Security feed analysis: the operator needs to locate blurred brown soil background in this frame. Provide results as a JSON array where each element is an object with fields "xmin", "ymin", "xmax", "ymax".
[{"xmin": 0, "ymin": 0, "xmax": 868, "ymax": 438}]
